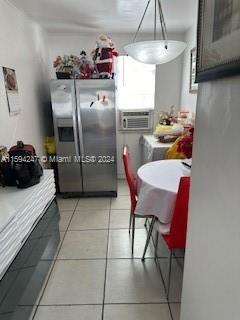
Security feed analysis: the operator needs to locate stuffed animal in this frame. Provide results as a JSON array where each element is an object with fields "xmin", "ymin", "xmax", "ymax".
[{"xmin": 92, "ymin": 34, "xmax": 118, "ymax": 79}]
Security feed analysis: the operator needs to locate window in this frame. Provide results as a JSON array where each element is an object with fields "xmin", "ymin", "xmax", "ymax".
[{"xmin": 115, "ymin": 56, "xmax": 156, "ymax": 110}]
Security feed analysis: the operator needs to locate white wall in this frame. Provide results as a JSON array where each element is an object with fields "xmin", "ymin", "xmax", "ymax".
[
  {"xmin": 180, "ymin": 24, "xmax": 198, "ymax": 114},
  {"xmin": 180, "ymin": 0, "xmax": 198, "ymax": 114},
  {"xmin": 181, "ymin": 76, "xmax": 240, "ymax": 319},
  {"xmin": 0, "ymin": 0, "xmax": 51, "ymax": 156},
  {"xmin": 155, "ymin": 55, "xmax": 183, "ymax": 124},
  {"xmin": 47, "ymin": 32, "xmax": 185, "ymax": 176}
]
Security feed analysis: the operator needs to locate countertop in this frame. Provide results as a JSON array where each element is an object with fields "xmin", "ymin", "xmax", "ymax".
[{"xmin": 0, "ymin": 170, "xmax": 54, "ymax": 233}]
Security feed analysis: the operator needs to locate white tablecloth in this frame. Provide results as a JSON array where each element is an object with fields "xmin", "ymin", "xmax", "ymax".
[
  {"xmin": 140, "ymin": 135, "xmax": 173, "ymax": 164},
  {"xmin": 136, "ymin": 160, "xmax": 190, "ymax": 224}
]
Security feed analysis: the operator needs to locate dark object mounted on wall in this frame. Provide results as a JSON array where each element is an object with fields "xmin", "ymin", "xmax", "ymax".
[{"xmin": 196, "ymin": 0, "xmax": 240, "ymax": 82}]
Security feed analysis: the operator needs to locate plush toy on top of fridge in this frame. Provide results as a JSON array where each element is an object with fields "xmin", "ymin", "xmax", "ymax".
[{"xmin": 91, "ymin": 34, "xmax": 118, "ymax": 79}]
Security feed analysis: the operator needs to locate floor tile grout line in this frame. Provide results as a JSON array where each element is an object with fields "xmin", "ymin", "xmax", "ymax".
[
  {"xmin": 31, "ymin": 198, "xmax": 80, "ymax": 320},
  {"xmin": 103, "ymin": 301, "xmax": 173, "ymax": 305},
  {"xmin": 28, "ymin": 301, "xmax": 172, "ymax": 307},
  {"xmin": 155, "ymin": 255, "xmax": 176, "ymax": 320},
  {"xmin": 168, "ymin": 303, "xmax": 174, "ymax": 320},
  {"xmin": 7, "ymin": 256, "xmax": 175, "ymax": 273},
  {"xmin": 147, "ymin": 221, "xmax": 176, "ymax": 320},
  {"xmin": 50, "ymin": 257, "xmax": 170, "ymax": 261},
  {"xmin": 29, "ymin": 303, "xmax": 103, "ymax": 307},
  {"xmin": 101, "ymin": 198, "xmax": 112, "ymax": 320},
  {"xmin": 67, "ymin": 227, "xmax": 147, "ymax": 231},
  {"xmin": 66, "ymin": 228, "xmax": 109, "ymax": 232},
  {"xmin": 149, "ymin": 222, "xmax": 184, "ymax": 318}
]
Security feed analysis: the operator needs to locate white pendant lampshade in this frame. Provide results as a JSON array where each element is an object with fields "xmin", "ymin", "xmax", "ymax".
[
  {"xmin": 125, "ymin": 0, "xmax": 187, "ymax": 65},
  {"xmin": 124, "ymin": 40, "xmax": 187, "ymax": 65}
]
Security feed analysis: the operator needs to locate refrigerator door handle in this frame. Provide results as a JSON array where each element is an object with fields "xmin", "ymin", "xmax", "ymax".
[
  {"xmin": 72, "ymin": 96, "xmax": 81, "ymax": 158},
  {"xmin": 76, "ymin": 86, "xmax": 85, "ymax": 158}
]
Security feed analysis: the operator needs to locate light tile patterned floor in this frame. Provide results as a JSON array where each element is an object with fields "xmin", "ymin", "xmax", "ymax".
[{"xmin": 32, "ymin": 180, "xmax": 182, "ymax": 320}]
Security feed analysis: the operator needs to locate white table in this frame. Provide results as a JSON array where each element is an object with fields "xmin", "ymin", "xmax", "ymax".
[
  {"xmin": 135, "ymin": 160, "xmax": 190, "ymax": 224},
  {"xmin": 140, "ymin": 135, "xmax": 173, "ymax": 164}
]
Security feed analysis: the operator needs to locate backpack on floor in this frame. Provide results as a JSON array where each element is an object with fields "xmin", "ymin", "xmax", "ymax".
[{"xmin": 8, "ymin": 141, "xmax": 43, "ymax": 189}]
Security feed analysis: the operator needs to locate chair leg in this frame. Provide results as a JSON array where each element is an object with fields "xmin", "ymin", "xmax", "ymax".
[
  {"xmin": 129, "ymin": 213, "xmax": 132, "ymax": 234},
  {"xmin": 144, "ymin": 217, "xmax": 148, "ymax": 228},
  {"xmin": 155, "ymin": 231, "xmax": 159, "ymax": 260},
  {"xmin": 141, "ymin": 216, "xmax": 156, "ymax": 262},
  {"xmin": 167, "ymin": 249, "xmax": 173, "ymax": 301},
  {"xmin": 131, "ymin": 215, "xmax": 135, "ymax": 256}
]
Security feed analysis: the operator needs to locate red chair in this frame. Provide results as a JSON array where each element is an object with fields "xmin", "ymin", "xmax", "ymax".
[
  {"xmin": 141, "ymin": 176, "xmax": 191, "ymax": 298},
  {"xmin": 122, "ymin": 145, "xmax": 152, "ymax": 255}
]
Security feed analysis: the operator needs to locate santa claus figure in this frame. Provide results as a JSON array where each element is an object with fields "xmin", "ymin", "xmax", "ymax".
[{"xmin": 92, "ymin": 34, "xmax": 118, "ymax": 79}]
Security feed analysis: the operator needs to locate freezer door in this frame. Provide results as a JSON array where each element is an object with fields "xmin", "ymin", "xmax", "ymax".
[
  {"xmin": 50, "ymin": 80, "xmax": 83, "ymax": 193},
  {"xmin": 76, "ymin": 80, "xmax": 117, "ymax": 193}
]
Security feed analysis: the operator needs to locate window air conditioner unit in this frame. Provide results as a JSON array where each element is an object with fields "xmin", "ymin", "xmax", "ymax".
[{"xmin": 120, "ymin": 110, "xmax": 153, "ymax": 131}]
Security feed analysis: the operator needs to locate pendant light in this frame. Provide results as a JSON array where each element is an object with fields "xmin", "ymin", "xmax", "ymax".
[{"xmin": 124, "ymin": 0, "xmax": 187, "ymax": 65}]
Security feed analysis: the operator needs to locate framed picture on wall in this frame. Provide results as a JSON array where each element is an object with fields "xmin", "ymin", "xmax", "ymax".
[
  {"xmin": 190, "ymin": 48, "xmax": 198, "ymax": 93},
  {"xmin": 196, "ymin": 0, "xmax": 240, "ymax": 82}
]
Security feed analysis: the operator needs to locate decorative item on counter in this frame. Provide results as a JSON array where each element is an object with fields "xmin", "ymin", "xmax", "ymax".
[
  {"xmin": 0, "ymin": 146, "xmax": 8, "ymax": 187},
  {"xmin": 154, "ymin": 124, "xmax": 184, "ymax": 143},
  {"xmin": 0, "ymin": 146, "xmax": 8, "ymax": 160},
  {"xmin": 54, "ymin": 53, "xmax": 95, "ymax": 79},
  {"xmin": 178, "ymin": 110, "xmax": 195, "ymax": 128},
  {"xmin": 154, "ymin": 106, "xmax": 182, "ymax": 143},
  {"xmin": 54, "ymin": 55, "xmax": 74, "ymax": 79},
  {"xmin": 159, "ymin": 106, "xmax": 177, "ymax": 125},
  {"xmin": 79, "ymin": 51, "xmax": 92, "ymax": 79},
  {"xmin": 91, "ymin": 34, "xmax": 119, "ymax": 79},
  {"xmin": 44, "ymin": 137, "xmax": 56, "ymax": 155},
  {"xmin": 179, "ymin": 111, "xmax": 189, "ymax": 119},
  {"xmin": 165, "ymin": 127, "xmax": 194, "ymax": 159},
  {"xmin": 71, "ymin": 55, "xmax": 81, "ymax": 79},
  {"xmin": 53, "ymin": 56, "xmax": 63, "ymax": 72}
]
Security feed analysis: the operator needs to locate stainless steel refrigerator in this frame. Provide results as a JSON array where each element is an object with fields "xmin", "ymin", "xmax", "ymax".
[{"xmin": 50, "ymin": 79, "xmax": 117, "ymax": 196}]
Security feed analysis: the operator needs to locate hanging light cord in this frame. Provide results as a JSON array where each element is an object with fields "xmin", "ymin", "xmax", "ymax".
[
  {"xmin": 134, "ymin": 0, "xmax": 152, "ymax": 42},
  {"xmin": 157, "ymin": 0, "xmax": 168, "ymax": 48},
  {"xmin": 154, "ymin": 0, "xmax": 157, "ymax": 40},
  {"xmin": 133, "ymin": 0, "xmax": 169, "ymax": 49}
]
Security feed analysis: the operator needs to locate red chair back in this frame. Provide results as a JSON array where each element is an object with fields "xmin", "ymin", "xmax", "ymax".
[
  {"xmin": 122, "ymin": 146, "xmax": 137, "ymax": 213},
  {"xmin": 167, "ymin": 176, "xmax": 191, "ymax": 249}
]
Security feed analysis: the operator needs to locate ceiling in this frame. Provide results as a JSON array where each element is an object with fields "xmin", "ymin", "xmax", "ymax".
[{"xmin": 10, "ymin": 0, "xmax": 198, "ymax": 34}]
